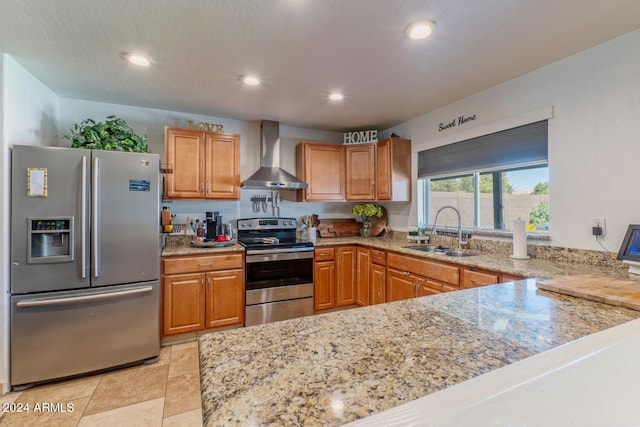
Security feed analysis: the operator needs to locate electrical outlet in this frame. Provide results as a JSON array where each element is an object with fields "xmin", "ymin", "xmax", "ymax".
[{"xmin": 592, "ymin": 218, "xmax": 606, "ymax": 236}]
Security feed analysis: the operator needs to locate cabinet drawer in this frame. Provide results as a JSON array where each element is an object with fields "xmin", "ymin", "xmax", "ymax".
[
  {"xmin": 370, "ymin": 249, "xmax": 386, "ymax": 265},
  {"xmin": 419, "ymin": 277, "xmax": 458, "ymax": 294},
  {"xmin": 387, "ymin": 252, "xmax": 459, "ymax": 286},
  {"xmin": 163, "ymin": 253, "xmax": 243, "ymax": 275},
  {"xmin": 315, "ymin": 247, "xmax": 336, "ymax": 261},
  {"xmin": 423, "ymin": 260, "xmax": 460, "ymax": 286},
  {"xmin": 462, "ymin": 268, "xmax": 500, "ymax": 289}
]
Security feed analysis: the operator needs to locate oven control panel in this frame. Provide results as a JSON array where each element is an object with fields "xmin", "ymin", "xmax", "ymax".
[{"xmin": 238, "ymin": 217, "xmax": 297, "ymax": 230}]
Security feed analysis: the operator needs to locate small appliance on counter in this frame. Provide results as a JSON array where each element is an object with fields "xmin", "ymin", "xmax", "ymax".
[{"xmin": 205, "ymin": 211, "xmax": 223, "ymax": 241}]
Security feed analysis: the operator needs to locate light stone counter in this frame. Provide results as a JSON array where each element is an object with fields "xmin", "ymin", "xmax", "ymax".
[
  {"xmin": 164, "ymin": 234, "xmax": 636, "ymax": 281},
  {"xmin": 199, "ymin": 280, "xmax": 640, "ymax": 426}
]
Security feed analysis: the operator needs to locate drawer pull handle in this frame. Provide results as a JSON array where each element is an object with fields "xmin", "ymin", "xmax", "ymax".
[
  {"xmin": 471, "ymin": 280, "xmax": 486, "ymax": 286},
  {"xmin": 198, "ymin": 263, "xmax": 213, "ymax": 266},
  {"xmin": 402, "ymin": 271, "xmax": 411, "ymax": 276}
]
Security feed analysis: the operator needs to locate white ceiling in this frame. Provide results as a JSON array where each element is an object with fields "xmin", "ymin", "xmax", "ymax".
[{"xmin": 2, "ymin": 0, "xmax": 640, "ymax": 132}]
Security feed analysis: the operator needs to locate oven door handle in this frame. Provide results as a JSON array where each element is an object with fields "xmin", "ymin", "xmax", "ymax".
[{"xmin": 246, "ymin": 250, "xmax": 314, "ymax": 263}]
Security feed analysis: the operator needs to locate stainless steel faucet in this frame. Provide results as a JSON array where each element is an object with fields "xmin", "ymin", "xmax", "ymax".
[{"xmin": 431, "ymin": 205, "xmax": 464, "ymax": 249}]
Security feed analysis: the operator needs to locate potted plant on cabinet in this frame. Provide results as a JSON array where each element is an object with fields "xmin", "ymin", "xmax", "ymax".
[
  {"xmin": 63, "ymin": 115, "xmax": 150, "ymax": 152},
  {"xmin": 352, "ymin": 203, "xmax": 383, "ymax": 238}
]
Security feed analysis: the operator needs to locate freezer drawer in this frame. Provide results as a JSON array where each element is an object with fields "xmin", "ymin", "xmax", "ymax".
[{"xmin": 10, "ymin": 282, "xmax": 160, "ymax": 386}]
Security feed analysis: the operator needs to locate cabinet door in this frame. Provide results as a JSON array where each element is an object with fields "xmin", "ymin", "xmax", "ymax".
[
  {"xmin": 370, "ymin": 263, "xmax": 385, "ymax": 305},
  {"xmin": 164, "ymin": 128, "xmax": 204, "ymax": 198},
  {"xmin": 385, "ymin": 268, "xmax": 416, "ymax": 302},
  {"xmin": 163, "ymin": 273, "xmax": 205, "ymax": 336},
  {"xmin": 346, "ymin": 144, "xmax": 375, "ymax": 200},
  {"xmin": 204, "ymin": 269, "xmax": 244, "ymax": 328},
  {"xmin": 204, "ymin": 132, "xmax": 240, "ymax": 199},
  {"xmin": 298, "ymin": 143, "xmax": 346, "ymax": 201},
  {"xmin": 376, "ymin": 138, "xmax": 392, "ymax": 201},
  {"xmin": 376, "ymin": 138, "xmax": 411, "ymax": 202},
  {"xmin": 356, "ymin": 247, "xmax": 370, "ymax": 306},
  {"xmin": 314, "ymin": 261, "xmax": 335, "ymax": 310},
  {"xmin": 336, "ymin": 246, "xmax": 357, "ymax": 306}
]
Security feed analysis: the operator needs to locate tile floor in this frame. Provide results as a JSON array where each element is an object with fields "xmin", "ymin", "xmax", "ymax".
[{"xmin": 0, "ymin": 341, "xmax": 202, "ymax": 427}]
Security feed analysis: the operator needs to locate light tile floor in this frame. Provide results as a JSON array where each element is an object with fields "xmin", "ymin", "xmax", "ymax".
[{"xmin": 0, "ymin": 342, "xmax": 202, "ymax": 427}]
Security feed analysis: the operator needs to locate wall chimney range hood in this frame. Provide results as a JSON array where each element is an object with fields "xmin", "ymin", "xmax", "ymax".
[{"xmin": 241, "ymin": 120, "xmax": 308, "ymax": 190}]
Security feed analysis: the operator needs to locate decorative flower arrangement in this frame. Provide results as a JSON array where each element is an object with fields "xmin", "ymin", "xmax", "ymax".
[{"xmin": 352, "ymin": 203, "xmax": 383, "ymax": 230}]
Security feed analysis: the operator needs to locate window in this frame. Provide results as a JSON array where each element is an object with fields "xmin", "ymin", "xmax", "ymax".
[
  {"xmin": 420, "ymin": 165, "xmax": 549, "ymax": 232},
  {"xmin": 417, "ymin": 121, "xmax": 549, "ymax": 233}
]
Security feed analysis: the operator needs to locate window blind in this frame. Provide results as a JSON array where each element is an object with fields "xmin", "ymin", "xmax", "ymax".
[{"xmin": 418, "ymin": 120, "xmax": 548, "ymax": 179}]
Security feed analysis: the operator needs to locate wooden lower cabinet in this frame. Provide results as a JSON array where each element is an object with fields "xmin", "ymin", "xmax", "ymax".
[
  {"xmin": 356, "ymin": 247, "xmax": 386, "ymax": 307},
  {"xmin": 314, "ymin": 260, "xmax": 335, "ymax": 310},
  {"xmin": 204, "ymin": 269, "xmax": 244, "ymax": 328},
  {"xmin": 314, "ymin": 245, "xmax": 357, "ymax": 310},
  {"xmin": 386, "ymin": 252, "xmax": 460, "ymax": 302},
  {"xmin": 386, "ymin": 268, "xmax": 418, "ymax": 302},
  {"xmin": 356, "ymin": 247, "xmax": 370, "ymax": 306},
  {"xmin": 162, "ymin": 273, "xmax": 205, "ymax": 334},
  {"xmin": 461, "ymin": 267, "xmax": 500, "ymax": 289},
  {"xmin": 162, "ymin": 253, "xmax": 244, "ymax": 336},
  {"xmin": 500, "ymin": 272, "xmax": 527, "ymax": 283},
  {"xmin": 336, "ymin": 246, "xmax": 357, "ymax": 306}
]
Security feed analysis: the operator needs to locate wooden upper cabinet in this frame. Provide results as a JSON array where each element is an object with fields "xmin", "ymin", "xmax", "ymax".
[
  {"xmin": 204, "ymin": 132, "xmax": 240, "ymax": 199},
  {"xmin": 376, "ymin": 137, "xmax": 411, "ymax": 202},
  {"xmin": 164, "ymin": 128, "xmax": 204, "ymax": 198},
  {"xmin": 346, "ymin": 144, "xmax": 375, "ymax": 200},
  {"xmin": 297, "ymin": 142, "xmax": 346, "ymax": 201},
  {"xmin": 164, "ymin": 126, "xmax": 240, "ymax": 200}
]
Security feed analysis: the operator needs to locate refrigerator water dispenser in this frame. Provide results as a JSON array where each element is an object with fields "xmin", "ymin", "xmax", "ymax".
[{"xmin": 27, "ymin": 217, "xmax": 74, "ymax": 263}]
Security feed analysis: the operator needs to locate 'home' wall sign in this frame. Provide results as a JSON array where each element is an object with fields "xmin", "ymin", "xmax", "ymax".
[{"xmin": 343, "ymin": 130, "xmax": 378, "ymax": 145}]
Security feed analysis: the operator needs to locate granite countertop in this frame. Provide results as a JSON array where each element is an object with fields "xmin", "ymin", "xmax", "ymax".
[
  {"xmin": 163, "ymin": 234, "xmax": 635, "ymax": 281},
  {"xmin": 199, "ymin": 280, "xmax": 640, "ymax": 426}
]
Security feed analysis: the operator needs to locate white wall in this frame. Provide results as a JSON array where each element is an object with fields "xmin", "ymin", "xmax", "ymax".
[
  {"xmin": 59, "ymin": 99, "xmax": 362, "ymax": 225},
  {"xmin": 384, "ymin": 29, "xmax": 640, "ymax": 251},
  {"xmin": 0, "ymin": 54, "xmax": 60, "ymax": 393}
]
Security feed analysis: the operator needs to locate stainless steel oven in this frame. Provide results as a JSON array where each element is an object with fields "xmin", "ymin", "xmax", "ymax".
[{"xmin": 238, "ymin": 218, "xmax": 314, "ymax": 326}]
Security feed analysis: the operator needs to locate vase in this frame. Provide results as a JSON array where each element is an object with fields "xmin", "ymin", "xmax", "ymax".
[{"xmin": 361, "ymin": 225, "xmax": 372, "ymax": 238}]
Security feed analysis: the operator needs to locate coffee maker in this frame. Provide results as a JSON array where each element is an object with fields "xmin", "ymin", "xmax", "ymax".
[
  {"xmin": 205, "ymin": 212, "xmax": 217, "ymax": 241},
  {"xmin": 205, "ymin": 211, "xmax": 223, "ymax": 241}
]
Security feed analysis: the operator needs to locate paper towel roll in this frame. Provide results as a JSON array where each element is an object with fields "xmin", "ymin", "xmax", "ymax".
[{"xmin": 510, "ymin": 218, "xmax": 530, "ymax": 259}]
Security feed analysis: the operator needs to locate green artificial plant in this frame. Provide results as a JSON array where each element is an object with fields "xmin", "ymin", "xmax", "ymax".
[
  {"xmin": 64, "ymin": 115, "xmax": 149, "ymax": 152},
  {"xmin": 352, "ymin": 203, "xmax": 383, "ymax": 228}
]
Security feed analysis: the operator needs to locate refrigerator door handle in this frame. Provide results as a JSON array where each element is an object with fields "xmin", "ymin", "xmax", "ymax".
[
  {"xmin": 16, "ymin": 286, "xmax": 154, "ymax": 307},
  {"xmin": 81, "ymin": 156, "xmax": 87, "ymax": 278},
  {"xmin": 93, "ymin": 156, "xmax": 99, "ymax": 278}
]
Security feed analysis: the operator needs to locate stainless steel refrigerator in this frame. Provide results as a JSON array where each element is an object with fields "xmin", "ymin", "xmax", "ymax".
[{"xmin": 10, "ymin": 145, "xmax": 161, "ymax": 387}]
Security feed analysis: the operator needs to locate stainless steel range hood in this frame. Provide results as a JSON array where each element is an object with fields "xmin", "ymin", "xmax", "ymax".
[{"xmin": 241, "ymin": 120, "xmax": 308, "ymax": 190}]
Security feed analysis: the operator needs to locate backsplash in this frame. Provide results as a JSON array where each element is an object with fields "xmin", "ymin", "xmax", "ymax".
[{"xmin": 423, "ymin": 233, "xmax": 625, "ymax": 268}]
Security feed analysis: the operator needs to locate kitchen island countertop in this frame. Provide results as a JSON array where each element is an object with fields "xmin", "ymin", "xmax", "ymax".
[{"xmin": 199, "ymin": 279, "xmax": 640, "ymax": 426}]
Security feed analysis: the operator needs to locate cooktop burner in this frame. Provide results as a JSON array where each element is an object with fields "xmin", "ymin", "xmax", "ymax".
[{"xmin": 237, "ymin": 217, "xmax": 313, "ymax": 251}]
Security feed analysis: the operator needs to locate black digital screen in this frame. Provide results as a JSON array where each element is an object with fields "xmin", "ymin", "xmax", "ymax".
[{"xmin": 617, "ymin": 224, "xmax": 640, "ymax": 262}]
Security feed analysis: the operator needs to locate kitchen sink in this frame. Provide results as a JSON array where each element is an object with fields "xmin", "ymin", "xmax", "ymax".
[
  {"xmin": 443, "ymin": 249, "xmax": 478, "ymax": 257},
  {"xmin": 404, "ymin": 245, "xmax": 441, "ymax": 253},
  {"xmin": 403, "ymin": 245, "xmax": 479, "ymax": 257}
]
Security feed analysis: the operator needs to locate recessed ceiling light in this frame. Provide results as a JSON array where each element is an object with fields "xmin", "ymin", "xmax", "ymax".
[
  {"xmin": 405, "ymin": 20, "xmax": 436, "ymax": 40},
  {"xmin": 242, "ymin": 76, "xmax": 261, "ymax": 86},
  {"xmin": 328, "ymin": 92, "xmax": 344, "ymax": 101},
  {"xmin": 122, "ymin": 53, "xmax": 152, "ymax": 67}
]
